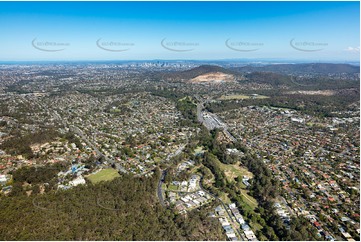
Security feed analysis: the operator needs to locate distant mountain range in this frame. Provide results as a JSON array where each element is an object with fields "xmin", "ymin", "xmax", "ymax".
[
  {"xmin": 156, "ymin": 63, "xmax": 359, "ymax": 88},
  {"xmin": 162, "ymin": 63, "xmax": 359, "ymax": 80},
  {"xmin": 230, "ymin": 63, "xmax": 360, "ymax": 75}
]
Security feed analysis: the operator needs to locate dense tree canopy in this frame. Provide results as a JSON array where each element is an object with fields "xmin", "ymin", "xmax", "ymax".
[{"xmin": 0, "ymin": 173, "xmax": 224, "ymax": 241}]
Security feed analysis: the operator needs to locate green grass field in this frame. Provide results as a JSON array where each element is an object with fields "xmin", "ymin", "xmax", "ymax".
[
  {"xmin": 218, "ymin": 94, "xmax": 269, "ymax": 100},
  {"xmin": 167, "ymin": 184, "xmax": 179, "ymax": 191},
  {"xmin": 250, "ymin": 221, "xmax": 263, "ymax": 231},
  {"xmin": 153, "ymin": 157, "xmax": 162, "ymax": 163},
  {"xmin": 219, "ymin": 192, "xmax": 232, "ymax": 204},
  {"xmin": 240, "ymin": 189, "xmax": 258, "ymax": 210},
  {"xmin": 194, "ymin": 146, "xmax": 205, "ymax": 155},
  {"xmin": 162, "ymin": 184, "xmax": 167, "ymax": 190},
  {"xmin": 87, "ymin": 168, "xmax": 120, "ymax": 184},
  {"xmin": 214, "ymin": 160, "xmax": 253, "ymax": 183},
  {"xmin": 178, "ymin": 96, "xmax": 196, "ymax": 105},
  {"xmin": 212, "ymin": 157, "xmax": 258, "ymax": 209}
]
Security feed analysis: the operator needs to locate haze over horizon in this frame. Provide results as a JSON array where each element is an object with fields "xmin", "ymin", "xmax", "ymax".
[
  {"xmin": 0, "ymin": 2, "xmax": 359, "ymax": 240},
  {"xmin": 0, "ymin": 1, "xmax": 359, "ymax": 62}
]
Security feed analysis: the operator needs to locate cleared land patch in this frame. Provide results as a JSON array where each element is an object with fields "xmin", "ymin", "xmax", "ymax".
[
  {"xmin": 194, "ymin": 146, "xmax": 205, "ymax": 155},
  {"xmin": 286, "ymin": 90, "xmax": 335, "ymax": 96},
  {"xmin": 218, "ymin": 94, "xmax": 269, "ymax": 100},
  {"xmin": 189, "ymin": 72, "xmax": 235, "ymax": 84},
  {"xmin": 215, "ymin": 161, "xmax": 253, "ymax": 182}
]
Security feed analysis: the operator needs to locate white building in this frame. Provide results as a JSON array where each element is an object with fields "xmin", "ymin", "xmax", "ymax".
[
  {"xmin": 69, "ymin": 176, "xmax": 86, "ymax": 186},
  {"xmin": 0, "ymin": 175, "xmax": 8, "ymax": 185}
]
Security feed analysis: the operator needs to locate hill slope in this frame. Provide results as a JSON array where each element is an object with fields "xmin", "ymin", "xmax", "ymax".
[
  {"xmin": 0, "ymin": 174, "xmax": 224, "ymax": 240},
  {"xmin": 162, "ymin": 65, "xmax": 239, "ymax": 82}
]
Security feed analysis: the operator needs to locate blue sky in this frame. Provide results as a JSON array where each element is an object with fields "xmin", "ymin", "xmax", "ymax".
[{"xmin": 0, "ymin": 1, "xmax": 359, "ymax": 61}]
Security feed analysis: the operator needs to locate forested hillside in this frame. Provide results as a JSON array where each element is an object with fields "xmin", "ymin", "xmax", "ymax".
[{"xmin": 0, "ymin": 172, "xmax": 224, "ymax": 240}]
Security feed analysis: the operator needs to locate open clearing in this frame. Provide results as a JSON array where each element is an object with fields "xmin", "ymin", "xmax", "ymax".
[
  {"xmin": 215, "ymin": 160, "xmax": 253, "ymax": 183},
  {"xmin": 218, "ymin": 94, "xmax": 269, "ymax": 100},
  {"xmin": 212, "ymin": 158, "xmax": 258, "ymax": 209},
  {"xmin": 87, "ymin": 168, "xmax": 120, "ymax": 184},
  {"xmin": 194, "ymin": 146, "xmax": 205, "ymax": 155},
  {"xmin": 167, "ymin": 184, "xmax": 179, "ymax": 191},
  {"xmin": 286, "ymin": 90, "xmax": 335, "ymax": 96},
  {"xmin": 240, "ymin": 189, "xmax": 258, "ymax": 210},
  {"xmin": 219, "ymin": 192, "xmax": 232, "ymax": 204},
  {"xmin": 154, "ymin": 157, "xmax": 162, "ymax": 163}
]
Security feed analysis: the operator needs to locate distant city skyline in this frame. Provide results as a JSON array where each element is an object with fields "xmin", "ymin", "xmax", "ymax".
[{"xmin": 0, "ymin": 1, "xmax": 359, "ymax": 61}]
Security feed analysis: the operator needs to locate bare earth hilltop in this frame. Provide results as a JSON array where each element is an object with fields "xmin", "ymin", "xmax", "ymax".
[{"xmin": 188, "ymin": 72, "xmax": 235, "ymax": 84}]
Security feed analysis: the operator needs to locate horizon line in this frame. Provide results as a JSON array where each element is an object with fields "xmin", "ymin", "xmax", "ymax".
[{"xmin": 0, "ymin": 59, "xmax": 359, "ymax": 64}]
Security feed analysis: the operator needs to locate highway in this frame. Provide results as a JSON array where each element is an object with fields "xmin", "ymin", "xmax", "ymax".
[
  {"xmin": 196, "ymin": 98, "xmax": 237, "ymax": 143},
  {"xmin": 196, "ymin": 102, "xmax": 204, "ymax": 124},
  {"xmin": 223, "ymin": 129, "xmax": 237, "ymax": 142}
]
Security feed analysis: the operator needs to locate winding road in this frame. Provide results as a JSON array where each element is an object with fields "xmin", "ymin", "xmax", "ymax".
[
  {"xmin": 198, "ymin": 176, "xmax": 246, "ymax": 240},
  {"xmin": 157, "ymin": 172, "xmax": 246, "ymax": 240},
  {"xmin": 157, "ymin": 170, "xmax": 167, "ymax": 207}
]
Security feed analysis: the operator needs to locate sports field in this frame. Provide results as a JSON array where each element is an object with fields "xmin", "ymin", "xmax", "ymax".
[{"xmin": 87, "ymin": 168, "xmax": 120, "ymax": 184}]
